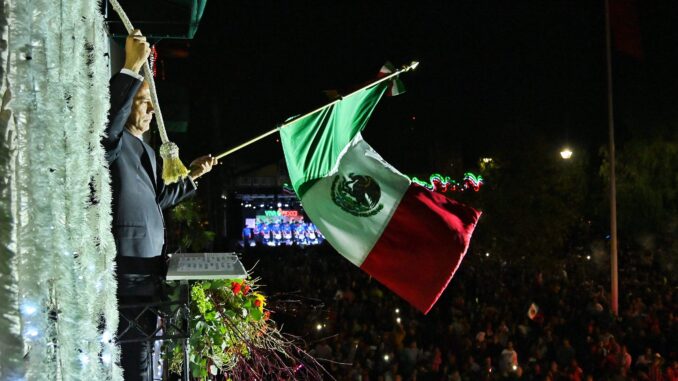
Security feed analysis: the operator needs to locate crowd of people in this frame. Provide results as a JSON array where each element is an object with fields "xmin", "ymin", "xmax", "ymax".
[{"xmin": 242, "ymin": 238, "xmax": 676, "ymax": 381}]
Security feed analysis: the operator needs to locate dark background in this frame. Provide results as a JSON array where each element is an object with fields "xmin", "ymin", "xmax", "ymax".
[
  {"xmin": 107, "ymin": 0, "xmax": 678, "ymax": 247},
  {"xmin": 166, "ymin": 1, "xmax": 678, "ymax": 166}
]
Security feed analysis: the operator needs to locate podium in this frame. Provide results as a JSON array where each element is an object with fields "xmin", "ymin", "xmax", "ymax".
[
  {"xmin": 117, "ymin": 253, "xmax": 247, "ymax": 381},
  {"xmin": 166, "ymin": 252, "xmax": 247, "ymax": 281}
]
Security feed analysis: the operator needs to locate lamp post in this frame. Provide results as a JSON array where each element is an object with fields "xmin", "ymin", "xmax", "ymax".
[{"xmin": 560, "ymin": 148, "xmax": 573, "ymax": 160}]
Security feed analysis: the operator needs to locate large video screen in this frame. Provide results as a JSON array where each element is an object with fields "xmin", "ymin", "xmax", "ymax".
[{"xmin": 240, "ymin": 201, "xmax": 325, "ymax": 247}]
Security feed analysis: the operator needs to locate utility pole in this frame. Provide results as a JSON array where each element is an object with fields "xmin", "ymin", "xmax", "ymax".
[{"xmin": 604, "ymin": 0, "xmax": 619, "ymax": 316}]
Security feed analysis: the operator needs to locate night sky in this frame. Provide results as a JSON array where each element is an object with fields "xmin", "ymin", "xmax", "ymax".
[{"xmin": 142, "ymin": 1, "xmax": 678, "ymax": 180}]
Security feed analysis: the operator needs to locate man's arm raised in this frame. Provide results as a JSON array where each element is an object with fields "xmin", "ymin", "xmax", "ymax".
[{"xmin": 101, "ymin": 30, "xmax": 150, "ymax": 162}]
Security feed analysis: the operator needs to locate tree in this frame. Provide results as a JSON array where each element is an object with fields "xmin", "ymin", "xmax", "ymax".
[
  {"xmin": 167, "ymin": 198, "xmax": 216, "ymax": 252},
  {"xmin": 599, "ymin": 129, "xmax": 678, "ymax": 243},
  {"xmin": 471, "ymin": 133, "xmax": 589, "ymax": 267}
]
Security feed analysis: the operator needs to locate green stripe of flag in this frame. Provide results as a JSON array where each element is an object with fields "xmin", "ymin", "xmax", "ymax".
[{"xmin": 280, "ymin": 82, "xmax": 388, "ymax": 198}]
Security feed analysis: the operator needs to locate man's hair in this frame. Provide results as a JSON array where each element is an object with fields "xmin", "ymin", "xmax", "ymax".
[{"xmin": 135, "ymin": 80, "xmax": 150, "ymax": 98}]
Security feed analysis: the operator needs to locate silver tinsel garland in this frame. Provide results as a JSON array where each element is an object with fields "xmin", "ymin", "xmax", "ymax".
[
  {"xmin": 0, "ymin": 0, "xmax": 121, "ymax": 379},
  {"xmin": 0, "ymin": 0, "xmax": 24, "ymax": 378}
]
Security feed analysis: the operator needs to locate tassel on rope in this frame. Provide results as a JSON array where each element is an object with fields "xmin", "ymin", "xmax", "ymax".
[
  {"xmin": 159, "ymin": 141, "xmax": 188, "ymax": 184},
  {"xmin": 109, "ymin": 0, "xmax": 189, "ymax": 184}
]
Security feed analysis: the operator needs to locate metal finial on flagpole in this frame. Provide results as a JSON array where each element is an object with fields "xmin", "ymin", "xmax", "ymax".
[
  {"xmin": 215, "ymin": 61, "xmax": 420, "ymax": 161},
  {"xmin": 406, "ymin": 61, "xmax": 420, "ymax": 71}
]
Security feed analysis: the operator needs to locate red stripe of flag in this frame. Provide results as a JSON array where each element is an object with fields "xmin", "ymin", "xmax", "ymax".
[{"xmin": 360, "ymin": 185, "xmax": 481, "ymax": 314}]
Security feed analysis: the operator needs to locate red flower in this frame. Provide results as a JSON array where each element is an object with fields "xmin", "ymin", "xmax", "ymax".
[
  {"xmin": 254, "ymin": 299, "xmax": 262, "ymax": 308},
  {"xmin": 242, "ymin": 285, "xmax": 251, "ymax": 295},
  {"xmin": 231, "ymin": 281, "xmax": 242, "ymax": 295}
]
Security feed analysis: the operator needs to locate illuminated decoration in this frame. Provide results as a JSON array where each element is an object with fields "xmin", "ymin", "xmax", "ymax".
[
  {"xmin": 149, "ymin": 45, "xmax": 158, "ymax": 78},
  {"xmin": 411, "ymin": 172, "xmax": 484, "ymax": 193},
  {"xmin": 262, "ymin": 208, "xmax": 299, "ymax": 218},
  {"xmin": 242, "ymin": 205, "xmax": 324, "ymax": 247},
  {"xmin": 282, "ymin": 183, "xmax": 296, "ymax": 195},
  {"xmin": 560, "ymin": 148, "xmax": 573, "ymax": 160},
  {"xmin": 1, "ymin": 0, "xmax": 121, "ymax": 379}
]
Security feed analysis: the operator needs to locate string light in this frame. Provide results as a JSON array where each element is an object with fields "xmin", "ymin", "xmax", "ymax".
[
  {"xmin": 411, "ymin": 172, "xmax": 484, "ymax": 193},
  {"xmin": 20, "ymin": 301, "xmax": 38, "ymax": 316},
  {"xmin": 101, "ymin": 351, "xmax": 112, "ymax": 365},
  {"xmin": 101, "ymin": 330, "xmax": 113, "ymax": 343},
  {"xmin": 149, "ymin": 45, "xmax": 158, "ymax": 78},
  {"xmin": 78, "ymin": 353, "xmax": 90, "ymax": 366},
  {"xmin": 24, "ymin": 327, "xmax": 39, "ymax": 338}
]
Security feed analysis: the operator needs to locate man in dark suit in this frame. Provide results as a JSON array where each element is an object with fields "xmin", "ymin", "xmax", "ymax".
[{"xmin": 103, "ymin": 30, "xmax": 217, "ymax": 381}]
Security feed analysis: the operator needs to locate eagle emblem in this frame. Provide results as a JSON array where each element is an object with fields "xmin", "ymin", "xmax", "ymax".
[{"xmin": 331, "ymin": 173, "xmax": 383, "ymax": 217}]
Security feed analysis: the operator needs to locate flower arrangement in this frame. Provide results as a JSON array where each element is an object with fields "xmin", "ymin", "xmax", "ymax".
[
  {"xmin": 166, "ymin": 200, "xmax": 325, "ymax": 379},
  {"xmin": 166, "ymin": 278, "xmax": 326, "ymax": 380}
]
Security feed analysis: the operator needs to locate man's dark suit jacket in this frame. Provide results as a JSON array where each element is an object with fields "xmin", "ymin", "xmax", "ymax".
[{"xmin": 102, "ymin": 73, "xmax": 196, "ymax": 263}]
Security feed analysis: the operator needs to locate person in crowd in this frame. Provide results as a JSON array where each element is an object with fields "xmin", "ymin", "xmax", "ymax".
[
  {"xmin": 500, "ymin": 341, "xmax": 519, "ymax": 375},
  {"xmin": 240, "ymin": 232, "xmax": 675, "ymax": 381},
  {"xmin": 650, "ymin": 353, "xmax": 666, "ymax": 381},
  {"xmin": 568, "ymin": 359, "xmax": 584, "ymax": 381},
  {"xmin": 667, "ymin": 359, "xmax": 678, "ymax": 381}
]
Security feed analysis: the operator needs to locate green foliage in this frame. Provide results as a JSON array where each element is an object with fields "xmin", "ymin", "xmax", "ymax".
[
  {"xmin": 599, "ymin": 131, "xmax": 678, "ymax": 238},
  {"xmin": 167, "ymin": 279, "xmax": 270, "ymax": 378},
  {"xmin": 170, "ymin": 198, "xmax": 216, "ymax": 251},
  {"xmin": 473, "ymin": 135, "xmax": 589, "ymax": 264}
]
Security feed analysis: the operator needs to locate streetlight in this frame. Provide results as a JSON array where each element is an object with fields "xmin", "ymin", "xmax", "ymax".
[{"xmin": 560, "ymin": 148, "xmax": 573, "ymax": 160}]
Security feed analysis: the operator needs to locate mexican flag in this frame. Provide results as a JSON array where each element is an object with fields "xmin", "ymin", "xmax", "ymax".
[
  {"xmin": 378, "ymin": 61, "xmax": 406, "ymax": 96},
  {"xmin": 280, "ymin": 82, "xmax": 481, "ymax": 314}
]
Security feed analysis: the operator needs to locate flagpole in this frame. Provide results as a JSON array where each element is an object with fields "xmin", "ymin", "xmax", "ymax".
[
  {"xmin": 604, "ymin": 0, "xmax": 619, "ymax": 316},
  {"xmin": 214, "ymin": 61, "xmax": 419, "ymax": 160}
]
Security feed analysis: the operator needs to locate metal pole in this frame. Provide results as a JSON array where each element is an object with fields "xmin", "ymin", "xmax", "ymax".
[
  {"xmin": 182, "ymin": 338, "xmax": 189, "ymax": 381},
  {"xmin": 182, "ymin": 281, "xmax": 191, "ymax": 381},
  {"xmin": 604, "ymin": 0, "xmax": 619, "ymax": 316}
]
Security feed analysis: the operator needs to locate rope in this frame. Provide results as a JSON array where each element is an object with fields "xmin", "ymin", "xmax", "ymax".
[{"xmin": 108, "ymin": 0, "xmax": 169, "ymax": 143}]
